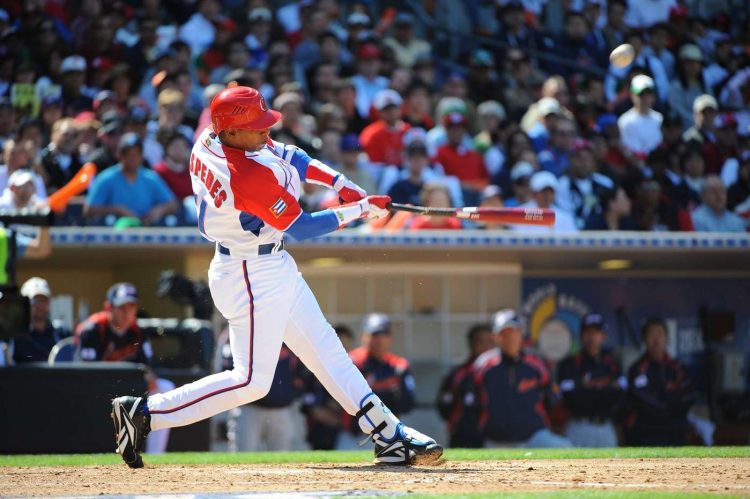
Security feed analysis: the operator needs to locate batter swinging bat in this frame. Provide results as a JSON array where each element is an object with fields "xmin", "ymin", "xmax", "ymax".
[
  {"xmin": 387, "ymin": 202, "xmax": 555, "ymax": 226},
  {"xmin": 47, "ymin": 162, "xmax": 97, "ymax": 213}
]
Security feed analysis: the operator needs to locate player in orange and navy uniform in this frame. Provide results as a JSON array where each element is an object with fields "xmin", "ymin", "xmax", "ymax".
[
  {"xmin": 626, "ymin": 317, "xmax": 697, "ymax": 446},
  {"xmin": 76, "ymin": 283, "xmax": 153, "ymax": 365},
  {"xmin": 473, "ymin": 310, "xmax": 572, "ymax": 448},
  {"xmin": 437, "ymin": 324, "xmax": 494, "ymax": 448}
]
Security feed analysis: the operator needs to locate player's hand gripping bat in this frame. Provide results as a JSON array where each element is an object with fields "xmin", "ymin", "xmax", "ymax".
[
  {"xmin": 387, "ymin": 202, "xmax": 556, "ymax": 226},
  {"xmin": 47, "ymin": 162, "xmax": 97, "ymax": 213}
]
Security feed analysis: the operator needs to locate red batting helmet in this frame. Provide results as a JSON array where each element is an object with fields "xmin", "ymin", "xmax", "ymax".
[{"xmin": 210, "ymin": 84, "xmax": 281, "ymax": 134}]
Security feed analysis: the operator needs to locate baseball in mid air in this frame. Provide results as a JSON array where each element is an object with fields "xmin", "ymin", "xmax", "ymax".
[{"xmin": 610, "ymin": 43, "xmax": 635, "ymax": 68}]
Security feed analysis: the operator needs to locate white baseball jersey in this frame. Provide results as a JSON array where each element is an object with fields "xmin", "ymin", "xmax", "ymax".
[{"xmin": 189, "ymin": 127, "xmax": 305, "ymax": 256}]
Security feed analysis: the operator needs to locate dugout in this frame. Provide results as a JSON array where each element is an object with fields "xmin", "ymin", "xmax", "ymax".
[{"xmin": 15, "ymin": 227, "xmax": 750, "ymax": 447}]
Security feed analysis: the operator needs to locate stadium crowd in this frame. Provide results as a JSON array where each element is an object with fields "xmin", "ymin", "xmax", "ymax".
[{"xmin": 0, "ymin": 0, "xmax": 748, "ymax": 231}]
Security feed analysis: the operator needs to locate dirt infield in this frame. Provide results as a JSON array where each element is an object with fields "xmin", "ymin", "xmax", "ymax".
[{"xmin": 4, "ymin": 458, "xmax": 749, "ymax": 497}]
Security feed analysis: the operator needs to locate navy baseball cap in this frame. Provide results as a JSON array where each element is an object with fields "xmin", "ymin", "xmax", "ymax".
[
  {"xmin": 362, "ymin": 313, "xmax": 391, "ymax": 335},
  {"xmin": 107, "ymin": 282, "xmax": 138, "ymax": 307},
  {"xmin": 580, "ymin": 313, "xmax": 606, "ymax": 332}
]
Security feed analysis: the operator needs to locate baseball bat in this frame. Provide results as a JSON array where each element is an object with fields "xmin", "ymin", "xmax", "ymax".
[
  {"xmin": 47, "ymin": 162, "xmax": 97, "ymax": 213},
  {"xmin": 387, "ymin": 203, "xmax": 556, "ymax": 226}
]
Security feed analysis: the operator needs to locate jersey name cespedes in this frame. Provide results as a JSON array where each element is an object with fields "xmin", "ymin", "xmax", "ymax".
[{"xmin": 189, "ymin": 153, "xmax": 228, "ymax": 208}]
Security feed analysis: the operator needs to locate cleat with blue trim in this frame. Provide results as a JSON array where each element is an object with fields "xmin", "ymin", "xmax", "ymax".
[{"xmin": 356, "ymin": 393, "xmax": 443, "ymax": 465}]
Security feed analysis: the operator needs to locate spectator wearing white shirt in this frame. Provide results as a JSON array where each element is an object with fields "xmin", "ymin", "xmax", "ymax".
[
  {"xmin": 178, "ymin": 0, "xmax": 220, "ymax": 56},
  {"xmin": 624, "ymin": 0, "xmax": 676, "ymax": 29},
  {"xmin": 510, "ymin": 171, "xmax": 578, "ymax": 233},
  {"xmin": 0, "ymin": 170, "xmax": 46, "ymax": 210},
  {"xmin": 0, "ymin": 139, "xmax": 47, "ymax": 199},
  {"xmin": 691, "ymin": 175, "xmax": 746, "ymax": 233},
  {"xmin": 617, "ymin": 75, "xmax": 663, "ymax": 160}
]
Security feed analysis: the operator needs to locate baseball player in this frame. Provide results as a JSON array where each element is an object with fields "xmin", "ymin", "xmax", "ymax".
[{"xmin": 110, "ymin": 84, "xmax": 442, "ymax": 468}]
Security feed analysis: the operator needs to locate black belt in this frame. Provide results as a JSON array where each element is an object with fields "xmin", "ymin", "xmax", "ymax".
[{"xmin": 217, "ymin": 240, "xmax": 284, "ymax": 256}]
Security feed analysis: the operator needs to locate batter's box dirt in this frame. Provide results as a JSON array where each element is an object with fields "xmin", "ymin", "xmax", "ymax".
[{"xmin": 3, "ymin": 458, "xmax": 749, "ymax": 496}]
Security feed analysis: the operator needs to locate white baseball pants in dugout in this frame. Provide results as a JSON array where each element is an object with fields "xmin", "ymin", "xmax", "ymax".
[{"xmin": 146, "ymin": 250, "xmax": 372, "ymax": 430}]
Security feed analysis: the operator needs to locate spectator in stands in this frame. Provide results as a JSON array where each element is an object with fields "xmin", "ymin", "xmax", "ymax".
[
  {"xmin": 39, "ymin": 118, "xmax": 84, "ymax": 194},
  {"xmin": 387, "ymin": 139, "xmax": 430, "ymax": 205},
  {"xmin": 475, "ymin": 309, "xmax": 572, "ymax": 448},
  {"xmin": 336, "ymin": 134, "xmax": 377, "ymax": 196},
  {"xmin": 467, "ymin": 49, "xmax": 503, "ymax": 104},
  {"xmin": 435, "ymin": 112, "xmax": 488, "ymax": 194},
  {"xmin": 602, "ymin": 0, "xmax": 628, "ymax": 51},
  {"xmin": 153, "ymin": 133, "xmax": 194, "ymax": 224},
  {"xmin": 351, "ymin": 43, "xmax": 389, "ymax": 119},
  {"xmin": 334, "ymin": 78, "xmax": 369, "ymax": 135},
  {"xmin": 0, "ymin": 170, "xmax": 46, "ymax": 211},
  {"xmin": 549, "ymin": 11, "xmax": 607, "ymax": 79},
  {"xmin": 557, "ymin": 139, "xmax": 615, "ymax": 228},
  {"xmin": 500, "ymin": 49, "xmax": 544, "ymax": 122},
  {"xmin": 617, "ymin": 75, "xmax": 663, "ymax": 160},
  {"xmin": 401, "ymin": 81, "xmax": 433, "ymax": 131},
  {"xmin": 6, "ymin": 277, "xmax": 70, "ymax": 364},
  {"xmin": 145, "ymin": 89, "xmax": 194, "ymax": 165},
  {"xmin": 409, "ymin": 183, "xmax": 462, "ymax": 230},
  {"xmin": 88, "ymin": 111, "xmax": 125, "ymax": 171},
  {"xmin": 527, "ymin": 97, "xmax": 561, "ymax": 153},
  {"xmin": 437, "ymin": 324, "xmax": 493, "ymax": 448},
  {"xmin": 0, "ymin": 98, "xmax": 17, "ymax": 150},
  {"xmin": 495, "ymin": 2, "xmax": 543, "ymax": 64},
  {"xmin": 59, "ymin": 55, "xmax": 94, "ymax": 116},
  {"xmin": 510, "ymin": 171, "xmax": 578, "ymax": 232},
  {"xmin": 646, "ymin": 23, "xmax": 675, "ymax": 79},
  {"xmin": 209, "ymin": 40, "xmax": 252, "ymax": 86},
  {"xmin": 382, "ymin": 12, "xmax": 430, "ymax": 69},
  {"xmin": 224, "ymin": 343, "xmax": 302, "ymax": 452},
  {"xmin": 625, "ymin": 0, "xmax": 676, "ymax": 29},
  {"xmin": 584, "ymin": 186, "xmax": 636, "ymax": 230},
  {"xmin": 669, "ymin": 44, "xmax": 711, "ymax": 130},
  {"xmin": 504, "ymin": 161, "xmax": 535, "ymax": 207},
  {"xmin": 682, "ymin": 95, "xmax": 721, "ymax": 173},
  {"xmin": 672, "ymin": 148, "xmax": 705, "ymax": 210},
  {"xmin": 0, "ymin": 139, "xmax": 46, "ymax": 199},
  {"xmin": 558, "ymin": 313, "xmax": 626, "ymax": 447},
  {"xmin": 626, "ymin": 317, "xmax": 697, "ymax": 446},
  {"xmin": 425, "ymin": 97, "xmax": 473, "ymax": 157},
  {"xmin": 539, "ymin": 117, "xmax": 576, "ymax": 177},
  {"xmin": 359, "ymin": 89, "xmax": 409, "ymax": 166},
  {"xmin": 691, "ymin": 175, "xmax": 746, "ymax": 233},
  {"xmin": 473, "ymin": 101, "xmax": 507, "ymax": 176},
  {"xmin": 84, "ymin": 133, "xmax": 177, "ymax": 226},
  {"xmin": 179, "ymin": 0, "xmax": 220, "ymax": 57},
  {"xmin": 76, "ymin": 282, "xmax": 173, "ymax": 453},
  {"xmin": 632, "ymin": 178, "xmax": 692, "ymax": 231}
]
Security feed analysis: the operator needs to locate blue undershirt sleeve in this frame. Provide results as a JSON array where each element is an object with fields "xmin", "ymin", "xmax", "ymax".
[
  {"xmin": 285, "ymin": 210, "xmax": 340, "ymax": 241},
  {"xmin": 285, "ymin": 146, "xmax": 313, "ymax": 180}
]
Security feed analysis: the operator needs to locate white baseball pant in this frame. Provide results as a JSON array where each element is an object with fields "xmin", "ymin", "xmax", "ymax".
[{"xmin": 147, "ymin": 250, "xmax": 373, "ymax": 431}]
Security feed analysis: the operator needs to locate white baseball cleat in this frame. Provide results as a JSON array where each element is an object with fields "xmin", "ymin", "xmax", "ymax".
[{"xmin": 356, "ymin": 392, "xmax": 444, "ymax": 466}]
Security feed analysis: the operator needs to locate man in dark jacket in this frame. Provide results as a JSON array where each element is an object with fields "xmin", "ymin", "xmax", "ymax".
[
  {"xmin": 437, "ymin": 323, "xmax": 493, "ymax": 448},
  {"xmin": 475, "ymin": 310, "xmax": 572, "ymax": 448},
  {"xmin": 626, "ymin": 317, "xmax": 697, "ymax": 446},
  {"xmin": 558, "ymin": 313, "xmax": 626, "ymax": 447}
]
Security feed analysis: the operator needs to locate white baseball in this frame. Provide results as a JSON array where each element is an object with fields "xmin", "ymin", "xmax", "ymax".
[{"xmin": 610, "ymin": 43, "xmax": 635, "ymax": 68}]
